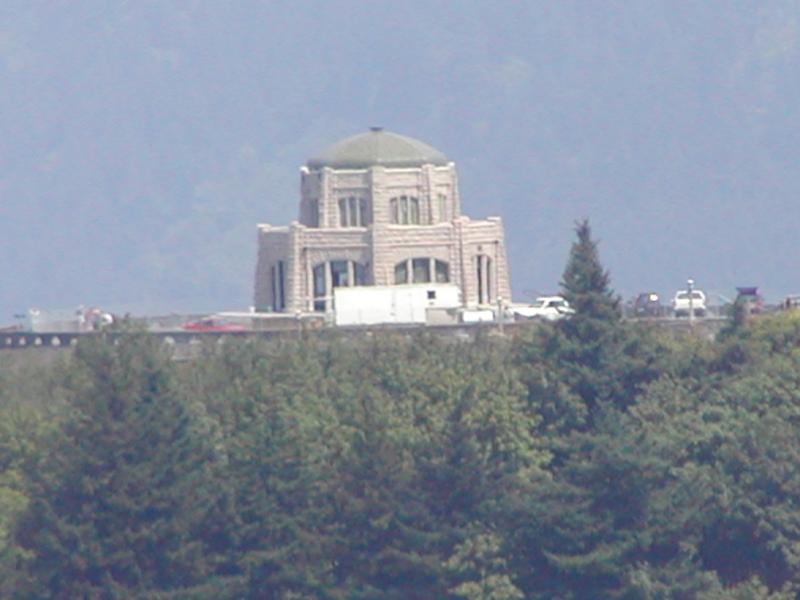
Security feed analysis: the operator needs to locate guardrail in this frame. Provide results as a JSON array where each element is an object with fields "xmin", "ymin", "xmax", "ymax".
[
  {"xmin": 0, "ymin": 330, "xmax": 257, "ymax": 350},
  {"xmin": 0, "ymin": 315, "xmax": 733, "ymax": 353},
  {"xmin": 2, "ymin": 332, "xmax": 82, "ymax": 349}
]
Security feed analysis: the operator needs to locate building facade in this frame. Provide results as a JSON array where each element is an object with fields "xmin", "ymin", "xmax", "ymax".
[{"xmin": 254, "ymin": 128, "xmax": 511, "ymax": 313}]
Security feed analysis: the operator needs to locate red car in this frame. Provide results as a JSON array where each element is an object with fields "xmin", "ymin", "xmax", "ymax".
[{"xmin": 181, "ymin": 318, "xmax": 247, "ymax": 332}]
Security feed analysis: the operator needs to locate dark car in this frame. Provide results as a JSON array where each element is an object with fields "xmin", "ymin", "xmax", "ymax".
[
  {"xmin": 632, "ymin": 292, "xmax": 662, "ymax": 317},
  {"xmin": 735, "ymin": 287, "xmax": 764, "ymax": 315},
  {"xmin": 182, "ymin": 318, "xmax": 247, "ymax": 332}
]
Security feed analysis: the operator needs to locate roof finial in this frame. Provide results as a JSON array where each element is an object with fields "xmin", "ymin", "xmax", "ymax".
[{"xmin": 370, "ymin": 126, "xmax": 383, "ymax": 132}]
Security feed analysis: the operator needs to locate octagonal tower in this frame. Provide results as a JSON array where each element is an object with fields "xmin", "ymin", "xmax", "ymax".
[{"xmin": 254, "ymin": 128, "xmax": 510, "ymax": 313}]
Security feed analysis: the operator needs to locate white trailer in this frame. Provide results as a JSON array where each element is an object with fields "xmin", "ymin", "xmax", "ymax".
[{"xmin": 334, "ymin": 284, "xmax": 461, "ymax": 326}]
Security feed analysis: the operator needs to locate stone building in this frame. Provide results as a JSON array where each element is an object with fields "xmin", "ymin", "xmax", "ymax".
[{"xmin": 254, "ymin": 128, "xmax": 511, "ymax": 313}]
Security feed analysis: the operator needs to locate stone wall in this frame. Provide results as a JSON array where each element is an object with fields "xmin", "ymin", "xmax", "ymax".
[{"xmin": 255, "ymin": 161, "xmax": 511, "ymax": 313}]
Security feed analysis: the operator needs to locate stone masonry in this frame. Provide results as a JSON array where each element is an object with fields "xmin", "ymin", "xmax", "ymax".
[{"xmin": 254, "ymin": 129, "xmax": 511, "ymax": 313}]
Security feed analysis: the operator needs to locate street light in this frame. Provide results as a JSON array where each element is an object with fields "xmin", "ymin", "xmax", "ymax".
[
  {"xmin": 687, "ymin": 278, "xmax": 695, "ymax": 327},
  {"xmin": 497, "ymin": 296, "xmax": 504, "ymax": 335}
]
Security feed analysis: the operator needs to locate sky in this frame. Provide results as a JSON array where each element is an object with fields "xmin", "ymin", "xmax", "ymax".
[{"xmin": 2, "ymin": 1, "xmax": 800, "ymax": 320}]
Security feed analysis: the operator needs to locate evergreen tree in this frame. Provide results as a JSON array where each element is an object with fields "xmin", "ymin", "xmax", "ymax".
[
  {"xmin": 187, "ymin": 337, "xmax": 345, "ymax": 598},
  {"xmin": 7, "ymin": 300, "xmax": 800, "ymax": 598},
  {"xmin": 15, "ymin": 334, "xmax": 228, "ymax": 598},
  {"xmin": 322, "ymin": 334, "xmax": 545, "ymax": 599},
  {"xmin": 554, "ymin": 220, "xmax": 627, "ymax": 413},
  {"xmin": 560, "ymin": 219, "xmax": 620, "ymax": 327},
  {"xmin": 543, "ymin": 220, "xmax": 666, "ymax": 415},
  {"xmin": 0, "ymin": 366, "xmax": 48, "ymax": 596}
]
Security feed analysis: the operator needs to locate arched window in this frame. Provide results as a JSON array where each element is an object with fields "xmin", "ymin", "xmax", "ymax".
[
  {"xmin": 412, "ymin": 258, "xmax": 430, "ymax": 283},
  {"xmin": 330, "ymin": 260, "xmax": 349, "ymax": 287},
  {"xmin": 390, "ymin": 196, "xmax": 420, "ymax": 225},
  {"xmin": 312, "ymin": 260, "xmax": 369, "ymax": 311},
  {"xmin": 393, "ymin": 259, "xmax": 449, "ymax": 284},
  {"xmin": 338, "ymin": 196, "xmax": 368, "ymax": 227}
]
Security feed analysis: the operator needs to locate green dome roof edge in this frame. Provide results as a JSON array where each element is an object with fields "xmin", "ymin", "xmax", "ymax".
[{"xmin": 307, "ymin": 128, "xmax": 449, "ymax": 169}]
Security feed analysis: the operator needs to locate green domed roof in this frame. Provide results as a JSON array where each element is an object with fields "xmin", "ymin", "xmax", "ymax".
[{"xmin": 308, "ymin": 128, "xmax": 449, "ymax": 169}]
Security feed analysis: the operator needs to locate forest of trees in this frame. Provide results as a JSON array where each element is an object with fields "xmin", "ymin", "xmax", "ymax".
[{"xmin": 3, "ymin": 222, "xmax": 800, "ymax": 598}]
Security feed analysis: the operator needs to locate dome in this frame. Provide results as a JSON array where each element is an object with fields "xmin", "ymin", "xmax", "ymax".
[{"xmin": 307, "ymin": 127, "xmax": 449, "ymax": 169}]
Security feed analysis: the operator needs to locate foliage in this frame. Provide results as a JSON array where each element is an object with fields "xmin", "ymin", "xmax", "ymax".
[
  {"xmin": 560, "ymin": 219, "xmax": 620, "ymax": 326},
  {"xmin": 12, "ymin": 335, "xmax": 230, "ymax": 598},
  {"xmin": 3, "ymin": 307, "xmax": 800, "ymax": 597}
]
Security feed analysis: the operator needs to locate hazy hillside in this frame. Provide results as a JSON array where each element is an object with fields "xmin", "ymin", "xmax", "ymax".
[{"xmin": 2, "ymin": 1, "xmax": 799, "ymax": 317}]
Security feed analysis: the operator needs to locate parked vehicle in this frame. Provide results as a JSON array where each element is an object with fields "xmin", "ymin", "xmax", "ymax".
[
  {"xmin": 672, "ymin": 290, "xmax": 706, "ymax": 318},
  {"xmin": 632, "ymin": 292, "xmax": 662, "ymax": 317},
  {"xmin": 182, "ymin": 318, "xmax": 247, "ymax": 332},
  {"xmin": 511, "ymin": 296, "xmax": 574, "ymax": 321},
  {"xmin": 334, "ymin": 284, "xmax": 461, "ymax": 326},
  {"xmin": 735, "ymin": 287, "xmax": 764, "ymax": 315},
  {"xmin": 783, "ymin": 295, "xmax": 800, "ymax": 310}
]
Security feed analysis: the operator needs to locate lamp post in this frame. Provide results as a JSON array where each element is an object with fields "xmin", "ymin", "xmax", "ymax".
[
  {"xmin": 687, "ymin": 278, "xmax": 695, "ymax": 327},
  {"xmin": 497, "ymin": 296, "xmax": 504, "ymax": 335}
]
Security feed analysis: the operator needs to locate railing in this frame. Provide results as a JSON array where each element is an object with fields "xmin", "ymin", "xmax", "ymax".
[
  {"xmin": 0, "ymin": 330, "xmax": 254, "ymax": 350},
  {"xmin": 0, "ymin": 315, "xmax": 733, "ymax": 354}
]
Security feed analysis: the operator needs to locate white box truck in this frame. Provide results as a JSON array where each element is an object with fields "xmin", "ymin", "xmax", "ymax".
[{"xmin": 334, "ymin": 284, "xmax": 461, "ymax": 326}]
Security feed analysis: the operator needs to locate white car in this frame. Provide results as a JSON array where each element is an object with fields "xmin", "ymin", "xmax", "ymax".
[
  {"xmin": 672, "ymin": 290, "xmax": 707, "ymax": 318},
  {"xmin": 511, "ymin": 296, "xmax": 575, "ymax": 321}
]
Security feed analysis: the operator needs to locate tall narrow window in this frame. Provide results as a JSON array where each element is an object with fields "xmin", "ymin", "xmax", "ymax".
[
  {"xmin": 409, "ymin": 197, "xmax": 419, "ymax": 224},
  {"xmin": 330, "ymin": 260, "xmax": 349, "ymax": 288},
  {"xmin": 435, "ymin": 260, "xmax": 449, "ymax": 283},
  {"xmin": 476, "ymin": 255, "xmax": 493, "ymax": 304},
  {"xmin": 270, "ymin": 265, "xmax": 277, "ymax": 310},
  {"xmin": 477, "ymin": 258, "xmax": 483, "ymax": 305},
  {"xmin": 354, "ymin": 262, "xmax": 368, "ymax": 286},
  {"xmin": 277, "ymin": 260, "xmax": 285, "ymax": 310},
  {"xmin": 270, "ymin": 261, "xmax": 286, "ymax": 311},
  {"xmin": 438, "ymin": 194, "xmax": 447, "ymax": 222},
  {"xmin": 486, "ymin": 257, "xmax": 492, "ymax": 303},
  {"xmin": 308, "ymin": 198, "xmax": 319, "ymax": 227},
  {"xmin": 394, "ymin": 261, "xmax": 408, "ymax": 284},
  {"xmin": 313, "ymin": 264, "xmax": 326, "ymax": 312}
]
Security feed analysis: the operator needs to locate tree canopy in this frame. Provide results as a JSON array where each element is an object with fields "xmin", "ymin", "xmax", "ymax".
[{"xmin": 2, "ymin": 227, "xmax": 800, "ymax": 598}]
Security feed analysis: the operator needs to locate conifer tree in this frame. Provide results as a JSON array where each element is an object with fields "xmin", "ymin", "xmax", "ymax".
[
  {"xmin": 15, "ymin": 334, "xmax": 227, "ymax": 598},
  {"xmin": 551, "ymin": 219, "xmax": 663, "ymax": 413},
  {"xmin": 560, "ymin": 219, "xmax": 620, "ymax": 333},
  {"xmin": 317, "ymin": 334, "xmax": 544, "ymax": 599},
  {"xmin": 189, "ymin": 337, "xmax": 345, "ymax": 598},
  {"xmin": 549, "ymin": 220, "xmax": 622, "ymax": 413}
]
